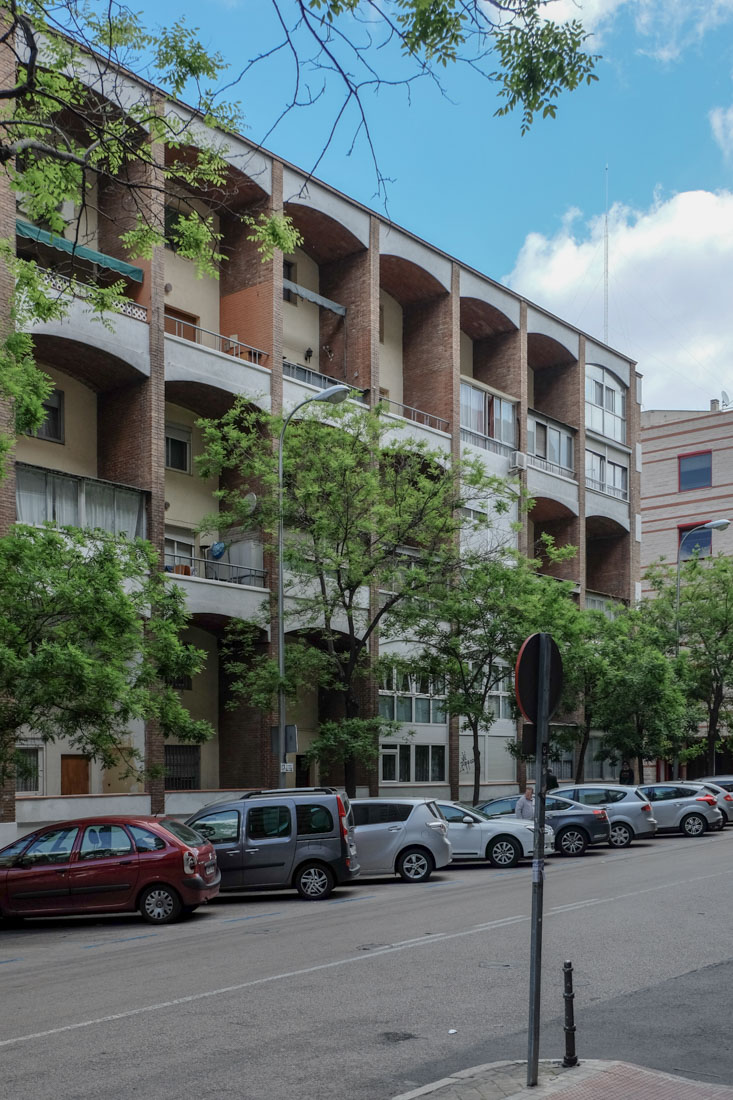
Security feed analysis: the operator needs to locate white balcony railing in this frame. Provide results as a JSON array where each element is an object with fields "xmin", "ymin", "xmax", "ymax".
[
  {"xmin": 460, "ymin": 427, "xmax": 514, "ymax": 457},
  {"xmin": 41, "ymin": 270, "xmax": 148, "ymax": 322},
  {"xmin": 382, "ymin": 397, "xmax": 448, "ymax": 433},
  {"xmin": 585, "ymin": 476, "xmax": 628, "ymax": 501}
]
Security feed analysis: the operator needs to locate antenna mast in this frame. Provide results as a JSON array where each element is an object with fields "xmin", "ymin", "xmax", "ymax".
[{"xmin": 603, "ymin": 164, "xmax": 609, "ymax": 345}]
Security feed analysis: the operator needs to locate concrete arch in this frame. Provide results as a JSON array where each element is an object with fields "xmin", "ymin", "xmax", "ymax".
[
  {"xmin": 529, "ymin": 496, "xmax": 578, "ymax": 524},
  {"xmin": 586, "ymin": 514, "xmax": 630, "ymax": 539},
  {"xmin": 460, "ymin": 295, "xmax": 517, "ymax": 340},
  {"xmin": 380, "ymin": 252, "xmax": 449, "ymax": 306},
  {"xmin": 30, "ymin": 327, "xmax": 149, "ymax": 391},
  {"xmin": 527, "ymin": 331, "xmax": 578, "ymax": 370},
  {"xmin": 284, "ymin": 199, "xmax": 368, "ymax": 265}
]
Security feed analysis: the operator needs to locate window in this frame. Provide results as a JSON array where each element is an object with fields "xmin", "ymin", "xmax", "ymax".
[
  {"xmin": 0, "ymin": 836, "xmax": 36, "ymax": 866},
  {"xmin": 352, "ymin": 802, "xmax": 412, "ymax": 825},
  {"xmin": 247, "ymin": 805, "xmax": 291, "ymax": 840},
  {"xmin": 164, "ymin": 205, "xmax": 183, "ymax": 251},
  {"xmin": 36, "ymin": 389, "xmax": 64, "ymax": 443},
  {"xmin": 585, "ymin": 450, "xmax": 628, "ymax": 500},
  {"xmin": 379, "ymin": 304, "xmax": 385, "ymax": 344},
  {"xmin": 164, "ymin": 306, "xmax": 198, "ymax": 342},
  {"xmin": 283, "ymin": 258, "xmax": 297, "ymax": 304},
  {"xmin": 488, "ymin": 667, "xmax": 514, "ymax": 720},
  {"xmin": 15, "ymin": 748, "xmax": 40, "ymax": 793},
  {"xmin": 379, "ymin": 668, "xmax": 447, "ymax": 725},
  {"xmin": 164, "ymin": 529, "xmax": 195, "ymax": 574},
  {"xmin": 527, "ymin": 416, "xmax": 573, "ymax": 474},
  {"xmin": 460, "ymin": 382, "xmax": 516, "ymax": 447},
  {"xmin": 22, "ymin": 827, "xmax": 79, "ymax": 865},
  {"xmin": 165, "ymin": 424, "xmax": 192, "ymax": 473},
  {"xmin": 585, "ymin": 365, "xmax": 626, "ymax": 443},
  {"xmin": 679, "ymin": 524, "xmax": 712, "ymax": 559},
  {"xmin": 164, "ymin": 745, "xmax": 200, "ymax": 790},
  {"xmin": 679, "ymin": 452, "xmax": 712, "ymax": 492},
  {"xmin": 79, "ymin": 824, "xmax": 133, "ymax": 860},
  {"xmin": 15, "ymin": 465, "xmax": 146, "ymax": 537},
  {"xmin": 191, "ymin": 809, "xmax": 240, "ymax": 843},
  {"xmin": 607, "ymin": 460, "xmax": 628, "ymax": 499},
  {"xmin": 129, "ymin": 825, "xmax": 166, "ymax": 851},
  {"xmin": 296, "ymin": 804, "xmax": 334, "ymax": 835},
  {"xmin": 379, "ymin": 742, "xmax": 446, "ymax": 783}
]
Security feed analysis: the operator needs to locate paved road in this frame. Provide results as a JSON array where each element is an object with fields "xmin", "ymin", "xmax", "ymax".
[{"xmin": 3, "ymin": 830, "xmax": 733, "ymax": 1099}]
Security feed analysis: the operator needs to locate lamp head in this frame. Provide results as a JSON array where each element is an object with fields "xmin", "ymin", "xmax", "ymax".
[
  {"xmin": 315, "ymin": 384, "xmax": 350, "ymax": 404},
  {"xmin": 704, "ymin": 519, "xmax": 730, "ymax": 531}
]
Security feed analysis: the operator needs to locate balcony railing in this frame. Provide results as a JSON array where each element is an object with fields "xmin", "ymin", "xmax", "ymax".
[
  {"xmin": 15, "ymin": 462, "xmax": 147, "ymax": 537},
  {"xmin": 165, "ymin": 317, "xmax": 268, "ymax": 365},
  {"xmin": 585, "ymin": 476, "xmax": 628, "ymax": 501},
  {"xmin": 283, "ymin": 360, "xmax": 366, "ymax": 402},
  {"xmin": 41, "ymin": 270, "xmax": 148, "ymax": 322},
  {"xmin": 459, "ymin": 427, "xmax": 514, "ymax": 457},
  {"xmin": 527, "ymin": 453, "xmax": 576, "ymax": 479},
  {"xmin": 381, "ymin": 397, "xmax": 448, "ymax": 433},
  {"xmin": 164, "ymin": 553, "xmax": 267, "ymax": 588}
]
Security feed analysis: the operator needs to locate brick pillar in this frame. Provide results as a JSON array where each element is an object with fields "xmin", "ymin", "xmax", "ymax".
[{"xmin": 629, "ymin": 369, "xmax": 642, "ymax": 604}]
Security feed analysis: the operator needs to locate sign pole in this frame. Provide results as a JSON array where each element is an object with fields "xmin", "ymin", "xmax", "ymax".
[{"xmin": 527, "ymin": 632, "xmax": 550, "ymax": 1087}]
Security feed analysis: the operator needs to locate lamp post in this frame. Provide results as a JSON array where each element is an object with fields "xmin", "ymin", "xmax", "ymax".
[
  {"xmin": 675, "ymin": 518, "xmax": 730, "ymax": 658},
  {"xmin": 277, "ymin": 383, "xmax": 350, "ymax": 782}
]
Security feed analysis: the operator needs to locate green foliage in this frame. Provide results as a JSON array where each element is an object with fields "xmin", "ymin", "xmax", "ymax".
[
  {"xmin": 304, "ymin": 717, "xmax": 391, "ymax": 770},
  {"xmin": 246, "ymin": 213, "xmax": 304, "ymax": 262},
  {"xmin": 0, "ymin": 524, "xmax": 213, "ymax": 784}
]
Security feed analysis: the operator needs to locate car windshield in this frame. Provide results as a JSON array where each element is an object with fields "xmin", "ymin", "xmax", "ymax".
[{"xmin": 162, "ymin": 819, "xmax": 208, "ymax": 846}]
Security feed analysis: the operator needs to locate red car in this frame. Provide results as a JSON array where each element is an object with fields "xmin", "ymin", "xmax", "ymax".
[{"xmin": 0, "ymin": 816, "xmax": 220, "ymax": 924}]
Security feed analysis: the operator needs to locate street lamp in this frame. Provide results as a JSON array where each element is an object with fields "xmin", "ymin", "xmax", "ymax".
[
  {"xmin": 675, "ymin": 518, "xmax": 730, "ymax": 658},
  {"xmin": 277, "ymin": 383, "xmax": 350, "ymax": 782}
]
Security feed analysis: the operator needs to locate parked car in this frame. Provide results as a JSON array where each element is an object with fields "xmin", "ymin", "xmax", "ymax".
[
  {"xmin": 697, "ymin": 774, "xmax": 733, "ymax": 794},
  {"xmin": 351, "ymin": 798, "xmax": 451, "ymax": 882},
  {"xmin": 696, "ymin": 776, "xmax": 733, "ymax": 823},
  {"xmin": 558, "ymin": 785, "xmax": 658, "ymax": 848},
  {"xmin": 434, "ymin": 801, "xmax": 555, "ymax": 867},
  {"xmin": 186, "ymin": 787, "xmax": 359, "ymax": 900},
  {"xmin": 475, "ymin": 794, "xmax": 611, "ymax": 857},
  {"xmin": 637, "ymin": 784, "xmax": 722, "ymax": 836},
  {"xmin": 0, "ymin": 816, "xmax": 220, "ymax": 924},
  {"xmin": 693, "ymin": 781, "xmax": 733, "ymax": 828}
]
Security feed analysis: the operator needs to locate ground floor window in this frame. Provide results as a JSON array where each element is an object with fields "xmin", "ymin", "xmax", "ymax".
[
  {"xmin": 15, "ymin": 747, "xmax": 41, "ymax": 793},
  {"xmin": 164, "ymin": 745, "xmax": 201, "ymax": 790},
  {"xmin": 380, "ymin": 741, "xmax": 446, "ymax": 783}
]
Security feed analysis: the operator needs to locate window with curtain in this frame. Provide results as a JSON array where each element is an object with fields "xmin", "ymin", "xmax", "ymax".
[{"xmin": 15, "ymin": 464, "xmax": 146, "ymax": 537}]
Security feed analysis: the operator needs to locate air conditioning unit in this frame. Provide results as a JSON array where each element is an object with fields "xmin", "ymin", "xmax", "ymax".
[{"xmin": 510, "ymin": 451, "xmax": 527, "ymax": 472}]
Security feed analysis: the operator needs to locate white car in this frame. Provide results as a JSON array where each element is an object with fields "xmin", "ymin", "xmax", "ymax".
[{"xmin": 435, "ymin": 801, "xmax": 555, "ymax": 868}]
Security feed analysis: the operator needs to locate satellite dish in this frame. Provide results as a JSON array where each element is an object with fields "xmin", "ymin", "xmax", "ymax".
[
  {"xmin": 244, "ymin": 492, "xmax": 257, "ymax": 514},
  {"xmin": 210, "ymin": 541, "xmax": 227, "ymax": 560},
  {"xmin": 722, "ymin": 391, "xmax": 730, "ymax": 408}
]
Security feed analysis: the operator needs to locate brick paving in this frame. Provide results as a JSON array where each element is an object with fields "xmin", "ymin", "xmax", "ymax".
[{"xmin": 392, "ymin": 1059, "xmax": 733, "ymax": 1100}]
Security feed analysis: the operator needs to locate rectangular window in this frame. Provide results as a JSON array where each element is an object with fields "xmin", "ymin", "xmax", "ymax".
[
  {"xmin": 679, "ymin": 452, "xmax": 712, "ymax": 491},
  {"xmin": 283, "ymin": 259, "xmax": 297, "ymax": 304},
  {"xmin": 164, "ymin": 745, "xmax": 201, "ymax": 790},
  {"xmin": 36, "ymin": 389, "xmax": 64, "ymax": 443},
  {"xmin": 378, "ymin": 667, "xmax": 448, "ymax": 726},
  {"xmin": 164, "ymin": 529, "xmax": 195, "ymax": 574},
  {"xmin": 15, "ymin": 747, "xmax": 40, "ymax": 793},
  {"xmin": 165, "ymin": 424, "xmax": 192, "ymax": 473},
  {"xmin": 460, "ymin": 382, "xmax": 515, "ymax": 448},
  {"xmin": 607, "ymin": 461, "xmax": 628, "ymax": 499},
  {"xmin": 380, "ymin": 743, "xmax": 446, "ymax": 783},
  {"xmin": 679, "ymin": 524, "xmax": 712, "ymax": 559}
]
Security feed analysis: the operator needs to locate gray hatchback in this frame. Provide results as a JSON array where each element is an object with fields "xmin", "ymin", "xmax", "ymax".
[
  {"xmin": 351, "ymin": 798, "xmax": 452, "ymax": 882},
  {"xmin": 186, "ymin": 787, "xmax": 359, "ymax": 900},
  {"xmin": 637, "ymin": 784, "xmax": 723, "ymax": 836},
  {"xmin": 560, "ymin": 785, "xmax": 658, "ymax": 848}
]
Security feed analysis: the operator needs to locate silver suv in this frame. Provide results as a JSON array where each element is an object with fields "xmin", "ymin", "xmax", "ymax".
[
  {"xmin": 186, "ymin": 787, "xmax": 359, "ymax": 900},
  {"xmin": 638, "ymin": 784, "xmax": 723, "ymax": 836},
  {"xmin": 351, "ymin": 798, "xmax": 452, "ymax": 882},
  {"xmin": 560, "ymin": 785, "xmax": 658, "ymax": 848}
]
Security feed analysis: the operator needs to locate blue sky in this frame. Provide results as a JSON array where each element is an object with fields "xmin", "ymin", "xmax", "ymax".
[{"xmin": 154, "ymin": 0, "xmax": 733, "ymax": 411}]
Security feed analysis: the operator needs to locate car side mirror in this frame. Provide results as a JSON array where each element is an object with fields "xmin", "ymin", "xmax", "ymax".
[{"xmin": 462, "ymin": 816, "xmax": 475, "ymax": 824}]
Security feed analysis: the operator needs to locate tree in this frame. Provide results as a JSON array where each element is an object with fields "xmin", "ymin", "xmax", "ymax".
[
  {"xmin": 0, "ymin": 0, "xmax": 597, "ymax": 463},
  {"xmin": 198, "ymin": 397, "xmax": 522, "ymax": 793},
  {"xmin": 646, "ymin": 554, "xmax": 733, "ymax": 774},
  {"xmin": 591, "ymin": 609, "xmax": 689, "ymax": 780},
  {"xmin": 398, "ymin": 547, "xmax": 578, "ymax": 804},
  {"xmin": 0, "ymin": 524, "xmax": 213, "ymax": 783}
]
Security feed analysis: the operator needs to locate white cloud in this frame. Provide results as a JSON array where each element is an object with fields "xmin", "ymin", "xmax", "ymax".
[
  {"xmin": 546, "ymin": 0, "xmax": 733, "ymax": 59},
  {"xmin": 504, "ymin": 190, "xmax": 733, "ymax": 411},
  {"xmin": 711, "ymin": 106, "xmax": 733, "ymax": 160}
]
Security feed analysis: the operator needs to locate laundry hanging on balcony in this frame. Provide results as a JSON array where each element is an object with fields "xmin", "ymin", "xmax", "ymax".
[{"xmin": 16, "ymin": 219, "xmax": 144, "ymax": 283}]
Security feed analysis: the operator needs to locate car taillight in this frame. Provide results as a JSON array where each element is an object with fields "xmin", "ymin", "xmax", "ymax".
[
  {"xmin": 182, "ymin": 850, "xmax": 197, "ymax": 875},
  {"xmin": 697, "ymin": 794, "xmax": 717, "ymax": 806},
  {"xmin": 725, "ymin": 795, "xmax": 733, "ymax": 802},
  {"xmin": 336, "ymin": 795, "xmax": 349, "ymax": 842},
  {"xmin": 593, "ymin": 809, "xmax": 608, "ymax": 820},
  {"xmin": 641, "ymin": 803, "xmax": 651, "ymax": 812}
]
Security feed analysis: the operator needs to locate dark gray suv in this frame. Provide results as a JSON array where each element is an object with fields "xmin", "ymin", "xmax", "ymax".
[{"xmin": 186, "ymin": 787, "xmax": 360, "ymax": 900}]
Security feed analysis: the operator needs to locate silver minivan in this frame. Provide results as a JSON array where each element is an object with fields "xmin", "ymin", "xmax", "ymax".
[
  {"xmin": 351, "ymin": 798, "xmax": 452, "ymax": 882},
  {"xmin": 186, "ymin": 787, "xmax": 360, "ymax": 900}
]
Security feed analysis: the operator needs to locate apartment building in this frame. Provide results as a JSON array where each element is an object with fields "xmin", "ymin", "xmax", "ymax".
[
  {"xmin": 0, "ymin": 63, "xmax": 641, "ymax": 823},
  {"xmin": 641, "ymin": 401, "xmax": 733, "ymax": 591}
]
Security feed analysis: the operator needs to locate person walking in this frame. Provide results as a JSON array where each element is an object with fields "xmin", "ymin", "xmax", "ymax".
[
  {"xmin": 618, "ymin": 760, "xmax": 634, "ymax": 785},
  {"xmin": 546, "ymin": 768, "xmax": 559, "ymax": 791},
  {"xmin": 515, "ymin": 786, "xmax": 535, "ymax": 819}
]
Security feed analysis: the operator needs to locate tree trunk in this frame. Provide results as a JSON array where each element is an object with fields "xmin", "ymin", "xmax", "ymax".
[
  {"xmin": 574, "ymin": 719, "xmax": 592, "ymax": 783},
  {"xmin": 708, "ymin": 693, "xmax": 722, "ymax": 774},
  {"xmin": 472, "ymin": 723, "xmax": 481, "ymax": 806},
  {"xmin": 344, "ymin": 690, "xmax": 359, "ymax": 798}
]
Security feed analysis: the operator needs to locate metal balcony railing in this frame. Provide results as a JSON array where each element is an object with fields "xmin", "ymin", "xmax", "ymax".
[
  {"xmin": 164, "ymin": 553, "xmax": 267, "ymax": 588},
  {"xmin": 283, "ymin": 360, "xmax": 366, "ymax": 401},
  {"xmin": 527, "ymin": 453, "xmax": 576, "ymax": 479},
  {"xmin": 585, "ymin": 476, "xmax": 628, "ymax": 501},
  {"xmin": 459, "ymin": 427, "xmax": 514, "ymax": 457},
  {"xmin": 381, "ymin": 397, "xmax": 449, "ymax": 433},
  {"xmin": 165, "ymin": 316, "xmax": 268, "ymax": 365}
]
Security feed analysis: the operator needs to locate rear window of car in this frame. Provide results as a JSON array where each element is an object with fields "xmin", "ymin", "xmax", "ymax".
[
  {"xmin": 296, "ymin": 804, "xmax": 334, "ymax": 835},
  {"xmin": 247, "ymin": 805, "xmax": 291, "ymax": 839},
  {"xmin": 352, "ymin": 802, "xmax": 412, "ymax": 826},
  {"xmin": 129, "ymin": 825, "xmax": 167, "ymax": 852},
  {"xmin": 162, "ymin": 820, "xmax": 208, "ymax": 846}
]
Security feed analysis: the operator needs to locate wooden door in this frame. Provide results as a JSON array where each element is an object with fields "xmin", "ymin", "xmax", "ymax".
[{"xmin": 61, "ymin": 755, "xmax": 90, "ymax": 795}]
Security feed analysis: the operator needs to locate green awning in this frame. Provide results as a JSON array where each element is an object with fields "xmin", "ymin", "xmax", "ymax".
[{"xmin": 16, "ymin": 219, "xmax": 144, "ymax": 283}]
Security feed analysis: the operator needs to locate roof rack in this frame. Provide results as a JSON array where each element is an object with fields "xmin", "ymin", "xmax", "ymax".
[{"xmin": 238, "ymin": 786, "xmax": 341, "ymax": 800}]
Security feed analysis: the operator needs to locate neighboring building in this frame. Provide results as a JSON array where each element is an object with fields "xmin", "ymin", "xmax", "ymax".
[
  {"xmin": 0, "ymin": 50, "xmax": 641, "ymax": 821},
  {"xmin": 640, "ymin": 401, "xmax": 733, "ymax": 593}
]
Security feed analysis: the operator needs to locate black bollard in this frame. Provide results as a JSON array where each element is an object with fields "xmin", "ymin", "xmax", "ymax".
[{"xmin": 562, "ymin": 960, "xmax": 578, "ymax": 1067}]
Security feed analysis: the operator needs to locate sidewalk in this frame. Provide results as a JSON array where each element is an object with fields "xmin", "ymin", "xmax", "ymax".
[{"xmin": 392, "ymin": 1059, "xmax": 733, "ymax": 1099}]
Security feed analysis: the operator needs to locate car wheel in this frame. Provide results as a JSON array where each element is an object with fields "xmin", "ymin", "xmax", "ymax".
[
  {"xmin": 396, "ymin": 848, "xmax": 434, "ymax": 882},
  {"xmin": 486, "ymin": 836, "xmax": 522, "ymax": 868},
  {"xmin": 295, "ymin": 862, "xmax": 335, "ymax": 900},
  {"xmin": 139, "ymin": 884, "xmax": 182, "ymax": 925},
  {"xmin": 609, "ymin": 821, "xmax": 633, "ymax": 848},
  {"xmin": 556, "ymin": 827, "xmax": 588, "ymax": 857},
  {"xmin": 681, "ymin": 813, "xmax": 706, "ymax": 838}
]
